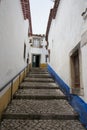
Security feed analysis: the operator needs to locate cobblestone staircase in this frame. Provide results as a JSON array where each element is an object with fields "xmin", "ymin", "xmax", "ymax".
[{"xmin": 0, "ymin": 68, "xmax": 85, "ymax": 130}]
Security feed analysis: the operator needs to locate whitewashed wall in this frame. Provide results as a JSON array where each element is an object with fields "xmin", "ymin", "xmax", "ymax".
[
  {"xmin": 0, "ymin": 0, "xmax": 29, "ymax": 89},
  {"xmin": 48, "ymin": 0, "xmax": 87, "ymax": 101},
  {"xmin": 81, "ymin": 12, "xmax": 87, "ymax": 102}
]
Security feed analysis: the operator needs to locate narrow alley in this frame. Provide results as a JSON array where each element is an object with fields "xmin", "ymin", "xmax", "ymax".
[
  {"xmin": 0, "ymin": 0, "xmax": 87, "ymax": 129},
  {"xmin": 0, "ymin": 68, "xmax": 85, "ymax": 130}
]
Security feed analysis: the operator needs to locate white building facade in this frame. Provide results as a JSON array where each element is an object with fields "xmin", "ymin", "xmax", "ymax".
[
  {"xmin": 46, "ymin": 0, "xmax": 87, "ymax": 127},
  {"xmin": 0, "ymin": 0, "xmax": 32, "ymax": 118},
  {"xmin": 29, "ymin": 35, "xmax": 48, "ymax": 68}
]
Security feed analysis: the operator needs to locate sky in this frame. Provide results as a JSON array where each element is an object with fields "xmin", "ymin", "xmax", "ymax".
[{"xmin": 30, "ymin": 0, "xmax": 54, "ymax": 35}]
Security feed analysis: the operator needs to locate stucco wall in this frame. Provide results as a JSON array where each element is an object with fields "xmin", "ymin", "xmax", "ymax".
[
  {"xmin": 0, "ymin": 0, "xmax": 29, "ymax": 90},
  {"xmin": 48, "ymin": 0, "xmax": 87, "ymax": 101},
  {"xmin": 81, "ymin": 44, "xmax": 87, "ymax": 102},
  {"xmin": 81, "ymin": 13, "xmax": 87, "ymax": 101}
]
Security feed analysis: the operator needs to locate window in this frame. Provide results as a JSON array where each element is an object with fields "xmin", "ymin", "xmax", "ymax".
[{"xmin": 33, "ymin": 38, "xmax": 40, "ymax": 47}]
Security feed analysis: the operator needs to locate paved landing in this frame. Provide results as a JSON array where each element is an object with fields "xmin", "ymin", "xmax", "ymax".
[
  {"xmin": 1, "ymin": 119, "xmax": 85, "ymax": 130},
  {"xmin": 3, "ymin": 99, "xmax": 77, "ymax": 119}
]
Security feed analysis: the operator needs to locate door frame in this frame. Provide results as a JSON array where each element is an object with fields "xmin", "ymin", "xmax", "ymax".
[
  {"xmin": 70, "ymin": 43, "xmax": 83, "ymax": 95},
  {"xmin": 31, "ymin": 54, "xmax": 41, "ymax": 68}
]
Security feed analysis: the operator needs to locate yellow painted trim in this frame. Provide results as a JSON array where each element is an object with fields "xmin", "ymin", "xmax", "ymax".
[
  {"xmin": 25, "ymin": 68, "xmax": 27, "ymax": 77},
  {"xmin": 40, "ymin": 64, "xmax": 47, "ymax": 68},
  {"xmin": 12, "ymin": 77, "xmax": 19, "ymax": 95},
  {"xmin": 19, "ymin": 71, "xmax": 25, "ymax": 83},
  {"xmin": 27, "ymin": 64, "xmax": 30, "ymax": 72},
  {"xmin": 0, "ymin": 86, "xmax": 11, "ymax": 119},
  {"xmin": 0, "ymin": 67, "xmax": 29, "ymax": 119},
  {"xmin": 29, "ymin": 63, "xmax": 32, "ymax": 70}
]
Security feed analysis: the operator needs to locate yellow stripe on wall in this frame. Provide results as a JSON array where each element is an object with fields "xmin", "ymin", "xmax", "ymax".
[
  {"xmin": 0, "ymin": 67, "xmax": 29, "ymax": 119},
  {"xmin": 40, "ymin": 64, "xmax": 47, "ymax": 68},
  {"xmin": 0, "ymin": 86, "xmax": 11, "ymax": 119}
]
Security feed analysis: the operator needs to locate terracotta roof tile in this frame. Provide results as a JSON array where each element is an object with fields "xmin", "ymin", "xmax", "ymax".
[
  {"xmin": 20, "ymin": 0, "xmax": 32, "ymax": 35},
  {"xmin": 46, "ymin": 0, "xmax": 60, "ymax": 41}
]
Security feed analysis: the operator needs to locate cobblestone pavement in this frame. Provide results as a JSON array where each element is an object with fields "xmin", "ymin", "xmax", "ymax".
[
  {"xmin": 30, "ymin": 68, "xmax": 47, "ymax": 71},
  {"xmin": 27, "ymin": 74, "xmax": 52, "ymax": 78},
  {"xmin": 5, "ymin": 99, "xmax": 75, "ymax": 115},
  {"xmin": 20, "ymin": 82, "xmax": 58, "ymax": 88},
  {"xmin": 1, "ymin": 119, "xmax": 85, "ymax": 130},
  {"xmin": 0, "ymin": 68, "xmax": 86, "ymax": 130},
  {"xmin": 24, "ymin": 77, "xmax": 54, "ymax": 82},
  {"xmin": 29, "ymin": 71, "xmax": 48, "ymax": 74},
  {"xmin": 15, "ymin": 89, "xmax": 64, "ymax": 96}
]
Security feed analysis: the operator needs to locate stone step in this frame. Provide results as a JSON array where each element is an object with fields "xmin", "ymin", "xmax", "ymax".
[
  {"xmin": 1, "ymin": 68, "xmax": 85, "ymax": 130},
  {"xmin": 30, "ymin": 68, "xmax": 47, "ymax": 72},
  {"xmin": 13, "ymin": 89, "xmax": 66, "ymax": 100},
  {"xmin": 2, "ymin": 113, "xmax": 78, "ymax": 120},
  {"xmin": 29, "ymin": 68, "xmax": 49, "ymax": 74},
  {"xmin": 27, "ymin": 74, "xmax": 52, "ymax": 78},
  {"xmin": 30, "ymin": 70, "xmax": 48, "ymax": 72},
  {"xmin": 20, "ymin": 82, "xmax": 59, "ymax": 89},
  {"xmin": 24, "ymin": 77, "xmax": 54, "ymax": 82},
  {"xmin": 13, "ymin": 95, "xmax": 67, "ymax": 100},
  {"xmin": 29, "ymin": 72, "xmax": 49, "ymax": 74},
  {"xmin": 3, "ymin": 99, "xmax": 78, "ymax": 120},
  {"xmin": 1, "ymin": 119, "xmax": 85, "ymax": 130},
  {"xmin": 15, "ymin": 88, "xmax": 63, "ymax": 96}
]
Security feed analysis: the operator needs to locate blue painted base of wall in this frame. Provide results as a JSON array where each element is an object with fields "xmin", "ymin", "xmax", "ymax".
[{"xmin": 48, "ymin": 64, "xmax": 87, "ymax": 128}]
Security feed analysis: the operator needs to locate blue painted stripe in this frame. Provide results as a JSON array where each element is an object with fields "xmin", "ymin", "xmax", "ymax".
[
  {"xmin": 48, "ymin": 64, "xmax": 87, "ymax": 128},
  {"xmin": 70, "ymin": 94, "xmax": 87, "ymax": 128},
  {"xmin": 47, "ymin": 65, "xmax": 70, "ymax": 96}
]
